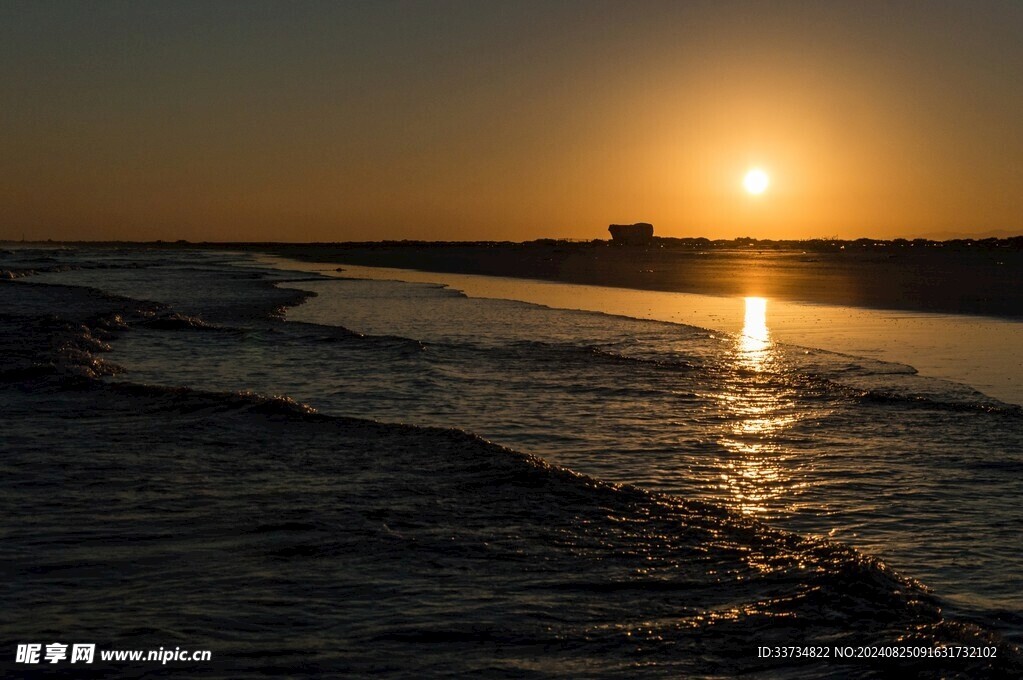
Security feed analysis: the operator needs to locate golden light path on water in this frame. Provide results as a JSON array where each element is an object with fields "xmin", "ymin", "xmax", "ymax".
[
  {"xmin": 740, "ymin": 296, "xmax": 769, "ymax": 353},
  {"xmin": 717, "ymin": 297, "xmax": 805, "ymax": 517}
]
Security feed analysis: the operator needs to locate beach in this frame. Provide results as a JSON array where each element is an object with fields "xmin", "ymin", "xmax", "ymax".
[{"xmin": 3, "ymin": 244, "xmax": 1022, "ymax": 677}]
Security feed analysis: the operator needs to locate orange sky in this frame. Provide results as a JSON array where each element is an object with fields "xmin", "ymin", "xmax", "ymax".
[{"xmin": 2, "ymin": 1, "xmax": 1022, "ymax": 242}]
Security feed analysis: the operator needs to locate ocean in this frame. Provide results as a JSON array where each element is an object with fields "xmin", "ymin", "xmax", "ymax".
[{"xmin": 3, "ymin": 246, "xmax": 1022, "ymax": 678}]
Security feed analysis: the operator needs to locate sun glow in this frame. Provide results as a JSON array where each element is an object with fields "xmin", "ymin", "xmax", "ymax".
[{"xmin": 743, "ymin": 168, "xmax": 770, "ymax": 195}]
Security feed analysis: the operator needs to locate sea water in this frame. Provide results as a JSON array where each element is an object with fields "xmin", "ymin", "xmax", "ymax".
[{"xmin": 4, "ymin": 246, "xmax": 1022, "ymax": 677}]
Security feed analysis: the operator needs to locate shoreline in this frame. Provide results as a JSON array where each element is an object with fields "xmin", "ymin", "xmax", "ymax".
[
  {"xmin": 6, "ymin": 239, "xmax": 1023, "ymax": 319},
  {"xmin": 260, "ymin": 255, "xmax": 1023, "ymax": 407},
  {"xmin": 253, "ymin": 241, "xmax": 1023, "ymax": 320}
]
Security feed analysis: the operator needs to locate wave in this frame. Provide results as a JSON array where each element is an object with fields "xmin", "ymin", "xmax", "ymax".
[
  {"xmin": 1, "ymin": 263, "xmax": 80, "ymax": 279},
  {"xmin": 6, "ymin": 368, "xmax": 1021, "ymax": 676},
  {"xmin": 283, "ymin": 318, "xmax": 427, "ymax": 352},
  {"xmin": 852, "ymin": 388, "xmax": 1023, "ymax": 416},
  {"xmin": 138, "ymin": 312, "xmax": 225, "ymax": 331}
]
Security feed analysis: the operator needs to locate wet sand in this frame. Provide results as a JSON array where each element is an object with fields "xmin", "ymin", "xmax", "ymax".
[{"xmin": 253, "ymin": 242, "xmax": 1023, "ymax": 319}]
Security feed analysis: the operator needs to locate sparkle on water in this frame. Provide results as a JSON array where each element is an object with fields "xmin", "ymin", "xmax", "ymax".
[{"xmin": 720, "ymin": 297, "xmax": 801, "ymax": 516}]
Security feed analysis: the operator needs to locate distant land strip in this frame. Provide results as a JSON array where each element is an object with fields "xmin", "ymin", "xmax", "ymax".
[{"xmin": 4, "ymin": 237, "xmax": 1023, "ymax": 318}]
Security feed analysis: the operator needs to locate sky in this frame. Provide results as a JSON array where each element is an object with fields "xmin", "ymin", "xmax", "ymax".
[{"xmin": 2, "ymin": 0, "xmax": 1022, "ymax": 242}]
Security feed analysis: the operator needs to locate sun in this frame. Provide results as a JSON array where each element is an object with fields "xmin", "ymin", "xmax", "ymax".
[{"xmin": 743, "ymin": 168, "xmax": 770, "ymax": 195}]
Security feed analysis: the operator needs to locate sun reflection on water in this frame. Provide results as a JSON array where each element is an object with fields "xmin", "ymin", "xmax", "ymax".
[
  {"xmin": 738, "ymin": 296, "xmax": 770, "ymax": 367},
  {"xmin": 717, "ymin": 297, "xmax": 807, "ymax": 519}
]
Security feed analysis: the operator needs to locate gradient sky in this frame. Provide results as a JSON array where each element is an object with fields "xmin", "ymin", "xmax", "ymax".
[{"xmin": 2, "ymin": 0, "xmax": 1022, "ymax": 242}]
